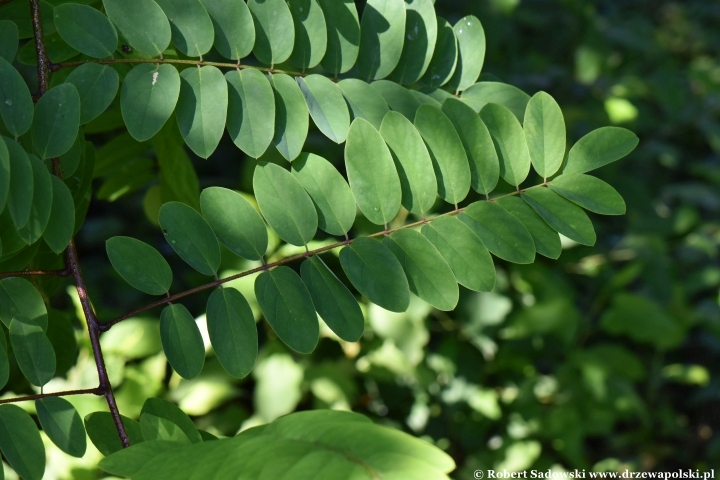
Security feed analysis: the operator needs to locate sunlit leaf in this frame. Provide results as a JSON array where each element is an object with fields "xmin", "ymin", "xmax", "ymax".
[
  {"xmin": 155, "ymin": 0, "xmax": 214, "ymax": 57},
  {"xmin": 337, "ymin": 78, "xmax": 389, "ymax": 129},
  {"xmin": 357, "ymin": 0, "xmax": 405, "ymax": 81},
  {"xmin": 522, "ymin": 186, "xmax": 596, "ymax": 245},
  {"xmin": 66, "ymin": 63, "xmax": 120, "ymax": 125},
  {"xmin": 390, "ymin": 0, "xmax": 436, "ymax": 85},
  {"xmin": 549, "ymin": 173, "xmax": 626, "ymax": 215},
  {"xmin": 447, "ymin": 15, "xmax": 485, "ymax": 92},
  {"xmin": 288, "ymin": 0, "xmax": 327, "ymax": 70},
  {"xmin": 121, "ymin": 63, "xmax": 181, "ymax": 142},
  {"xmin": 462, "ymin": 81, "xmax": 530, "ymax": 121},
  {"xmin": 102, "ymin": 0, "xmax": 171, "ymax": 56},
  {"xmin": 461, "ymin": 201, "xmax": 535, "ymax": 264},
  {"xmin": 200, "ymin": 0, "xmax": 254, "ymax": 60},
  {"xmin": 297, "ymin": 74, "xmax": 350, "ymax": 143},
  {"xmin": 562, "ymin": 126, "xmax": 639, "ymax": 174},
  {"xmin": 248, "ymin": 0, "xmax": 295, "ymax": 66},
  {"xmin": 370, "ymin": 79, "xmax": 422, "ymax": 121},
  {"xmin": 496, "ymin": 195, "xmax": 561, "ymax": 259},
  {"xmin": 269, "ymin": 73, "xmax": 308, "ymax": 161},
  {"xmin": 480, "ymin": 102, "xmax": 531, "ymax": 187},
  {"xmin": 317, "ymin": 0, "xmax": 359, "ymax": 75},
  {"xmin": 524, "ymin": 91, "xmax": 566, "ymax": 179},
  {"xmin": 421, "ymin": 17, "xmax": 457, "ymax": 88}
]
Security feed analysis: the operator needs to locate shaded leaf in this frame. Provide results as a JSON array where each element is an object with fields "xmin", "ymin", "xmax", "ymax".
[
  {"xmin": 53, "ymin": 3, "xmax": 117, "ymax": 58},
  {"xmin": 121, "ymin": 63, "xmax": 181, "ymax": 142},
  {"xmin": 0, "ymin": 331, "xmax": 8, "ymax": 389},
  {"xmin": 106, "ymin": 236, "xmax": 173, "ymax": 295},
  {"xmin": 522, "ymin": 187, "xmax": 596, "ymax": 245},
  {"xmin": 159, "ymin": 201, "xmax": 221, "ymax": 276},
  {"xmin": 270, "ymin": 73, "xmax": 308, "ymax": 161},
  {"xmin": 155, "ymin": 0, "xmax": 214, "ymax": 57},
  {"xmin": 0, "ymin": 404, "xmax": 45, "ymax": 480},
  {"xmin": 496, "ymin": 195, "xmax": 561, "ymax": 259},
  {"xmin": 248, "ymin": 0, "xmax": 295, "ymax": 66},
  {"xmin": 480, "ymin": 102, "xmax": 531, "ymax": 187},
  {"xmin": 29, "ymin": 175, "xmax": 71, "ymax": 253},
  {"xmin": 357, "ymin": 0, "xmax": 406, "ymax": 81},
  {"xmin": 102, "ymin": 0, "xmax": 171, "ymax": 56},
  {"xmin": 563, "ymin": 126, "xmax": 639, "ymax": 174},
  {"xmin": 0, "ymin": 277, "xmax": 48, "ymax": 330},
  {"xmin": 447, "ymin": 15, "xmax": 485, "ymax": 92},
  {"xmin": 461, "ymin": 81, "xmax": 530, "ymax": 121},
  {"xmin": 200, "ymin": 0, "xmax": 254, "ymax": 60},
  {"xmin": 206, "ymin": 287, "xmax": 258, "ymax": 378},
  {"xmin": 369, "ymin": 79, "xmax": 421, "ymax": 121},
  {"xmin": 0, "ymin": 133, "xmax": 7, "ymax": 213},
  {"xmin": 36, "ymin": 397, "xmax": 87, "ymax": 457},
  {"xmin": 17, "ymin": 155, "xmax": 52, "ymax": 244},
  {"xmin": 225, "ymin": 68, "xmax": 274, "ymax": 158},
  {"xmin": 65, "ymin": 63, "xmax": 120, "ymax": 125},
  {"xmin": 390, "ymin": 0, "xmax": 436, "ymax": 85},
  {"xmin": 420, "ymin": 17, "xmax": 457, "ymax": 88},
  {"xmin": 32, "ymin": 83, "xmax": 80, "ymax": 159},
  {"xmin": 9, "ymin": 315, "xmax": 56, "ymax": 386},
  {"xmin": 160, "ymin": 304, "xmax": 205, "ymax": 380},
  {"xmin": 297, "ymin": 74, "xmax": 350, "ymax": 143},
  {"xmin": 140, "ymin": 397, "xmax": 203, "ymax": 444},
  {"xmin": 337, "ymin": 78, "xmax": 389, "ymax": 129},
  {"xmin": 0, "ymin": 20, "xmax": 19, "ymax": 62},
  {"xmin": 460, "ymin": 201, "xmax": 535, "ymax": 264},
  {"xmin": 549, "ymin": 173, "xmax": 626, "ymax": 215},
  {"xmin": 288, "ymin": 0, "xmax": 327, "ymax": 70},
  {"xmin": 317, "ymin": 0, "xmax": 359, "ymax": 75},
  {"xmin": 100, "ymin": 440, "xmax": 178, "ymax": 478},
  {"xmin": 3, "ymin": 137, "xmax": 32, "ymax": 229},
  {"xmin": 85, "ymin": 412, "xmax": 145, "ymax": 456},
  {"xmin": 0, "ymin": 57, "xmax": 33, "ymax": 136}
]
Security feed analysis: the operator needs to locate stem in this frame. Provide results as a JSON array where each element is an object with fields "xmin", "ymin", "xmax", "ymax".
[
  {"xmin": 29, "ymin": 0, "xmax": 49, "ymax": 98},
  {"xmin": 0, "ymin": 387, "xmax": 103, "ymax": 405},
  {"xmin": 0, "ymin": 268, "xmax": 69, "ymax": 279}
]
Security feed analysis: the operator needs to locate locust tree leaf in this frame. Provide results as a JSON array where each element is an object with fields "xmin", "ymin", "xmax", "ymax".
[
  {"xmin": 447, "ymin": 15, "xmax": 485, "ymax": 92},
  {"xmin": 53, "ymin": 3, "xmax": 118, "ymax": 58},
  {"xmin": 17, "ymin": 154, "xmax": 52, "ymax": 244},
  {"xmin": 206, "ymin": 287, "xmax": 258, "ymax": 378},
  {"xmin": 0, "ymin": 20, "xmax": 19, "ymax": 62},
  {"xmin": 155, "ymin": 0, "xmax": 214, "ymax": 57},
  {"xmin": 85, "ymin": 412, "xmax": 145, "ymax": 456},
  {"xmin": 160, "ymin": 304, "xmax": 205, "ymax": 380},
  {"xmin": 462, "ymin": 81, "xmax": 530, "ymax": 121},
  {"xmin": 549, "ymin": 173, "xmax": 626, "ymax": 215},
  {"xmin": 32, "ymin": 83, "xmax": 80, "ymax": 159},
  {"xmin": 9, "ymin": 315, "xmax": 56, "ymax": 387},
  {"xmin": 66, "ymin": 63, "xmax": 119, "ymax": 125},
  {"xmin": 357, "ymin": 0, "xmax": 406, "ymax": 81},
  {"xmin": 563, "ymin": 126, "xmax": 639, "ymax": 174},
  {"xmin": 496, "ymin": 195, "xmax": 561, "ymax": 259},
  {"xmin": 0, "ymin": 56, "xmax": 34, "ymax": 136},
  {"xmin": 3, "ymin": 137, "xmax": 33, "ymax": 229},
  {"xmin": 0, "ymin": 404, "xmax": 45, "ymax": 480},
  {"xmin": 140, "ymin": 398, "xmax": 202, "ymax": 444},
  {"xmin": 390, "ymin": 0, "xmax": 436, "ymax": 85},
  {"xmin": 370, "ymin": 79, "xmax": 422, "ymax": 121},
  {"xmin": 0, "ymin": 277, "xmax": 48, "ymax": 330},
  {"xmin": 270, "ymin": 73, "xmax": 308, "ymax": 161},
  {"xmin": 524, "ymin": 91, "xmax": 566, "ymax": 179},
  {"xmin": 288, "ymin": 0, "xmax": 327, "ymax": 70},
  {"xmin": 159, "ymin": 201, "xmax": 221, "ymax": 276},
  {"xmin": 176, "ymin": 65, "xmax": 227, "ymax": 158},
  {"xmin": 225, "ymin": 68, "xmax": 275, "ymax": 158},
  {"xmin": 106, "ymin": 236, "xmax": 173, "ymax": 295},
  {"xmin": 317, "ymin": 0, "xmax": 359, "ymax": 75},
  {"xmin": 480, "ymin": 103, "xmax": 531, "ymax": 187},
  {"xmin": 297, "ymin": 75, "xmax": 350, "ymax": 143},
  {"xmin": 522, "ymin": 187, "xmax": 596, "ymax": 245},
  {"xmin": 421, "ymin": 17, "xmax": 457, "ymax": 88},
  {"xmin": 121, "ymin": 64, "xmax": 181, "ymax": 142},
  {"xmin": 337, "ymin": 78, "xmax": 389, "ymax": 130},
  {"xmin": 200, "ymin": 0, "xmax": 254, "ymax": 60},
  {"xmin": 36, "ymin": 397, "xmax": 87, "ymax": 458},
  {"xmin": 461, "ymin": 201, "xmax": 536, "ymax": 264},
  {"xmin": 248, "ymin": 0, "xmax": 295, "ymax": 66},
  {"xmin": 103, "ymin": 0, "xmax": 171, "ymax": 56}
]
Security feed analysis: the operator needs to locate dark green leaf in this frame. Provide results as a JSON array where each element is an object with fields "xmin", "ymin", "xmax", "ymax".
[
  {"xmin": 270, "ymin": 73, "xmax": 308, "ymax": 161},
  {"xmin": 155, "ymin": 0, "xmax": 214, "ymax": 57},
  {"xmin": 121, "ymin": 63, "xmax": 181, "ymax": 142},
  {"xmin": 17, "ymin": 31, "xmax": 79, "ymax": 66},
  {"xmin": 0, "ymin": 20, "xmax": 19, "ymax": 62},
  {"xmin": 85, "ymin": 412, "xmax": 145, "ymax": 456},
  {"xmin": 297, "ymin": 74, "xmax": 350, "ymax": 143},
  {"xmin": 3, "ymin": 137, "xmax": 32, "ymax": 229},
  {"xmin": 45, "ymin": 309, "xmax": 78, "ymax": 377},
  {"xmin": 32, "ymin": 83, "xmax": 80, "ymax": 158},
  {"xmin": 106, "ymin": 236, "xmax": 173, "ymax": 295},
  {"xmin": 255, "ymin": 266, "xmax": 319, "ymax": 354},
  {"xmin": 460, "ymin": 201, "xmax": 535, "ymax": 264},
  {"xmin": 225, "ymin": 68, "xmax": 274, "ymax": 158},
  {"xmin": 390, "ymin": 0, "xmax": 436, "ymax": 85},
  {"xmin": 0, "ymin": 277, "xmax": 48, "ymax": 330},
  {"xmin": 53, "ymin": 3, "xmax": 118, "ymax": 58},
  {"xmin": 340, "ymin": 237, "xmax": 409, "ymax": 313},
  {"xmin": 0, "ymin": 404, "xmax": 45, "ymax": 480},
  {"xmin": 65, "ymin": 63, "xmax": 120, "ymax": 125},
  {"xmin": 159, "ymin": 201, "xmax": 221, "ymax": 275},
  {"xmin": 140, "ymin": 397, "xmax": 202, "ymax": 444},
  {"xmin": 0, "ymin": 331, "xmax": 8, "ymax": 389},
  {"xmin": 447, "ymin": 15, "xmax": 485, "ymax": 92},
  {"xmin": 153, "ymin": 120, "xmax": 201, "ymax": 209},
  {"xmin": 160, "ymin": 303, "xmax": 205, "ymax": 379},
  {"xmin": 496, "ymin": 195, "xmax": 561, "ymax": 259},
  {"xmin": 357, "ymin": 0, "xmax": 406, "ymax": 81},
  {"xmin": 59, "ymin": 131, "xmax": 83, "ymax": 178},
  {"xmin": 0, "ymin": 57, "xmax": 33, "ymax": 136},
  {"xmin": 103, "ymin": 0, "xmax": 171, "ymax": 56},
  {"xmin": 0, "ymin": 131, "xmax": 6, "ymax": 213},
  {"xmin": 0, "ymin": 0, "xmax": 54, "ymax": 40},
  {"xmin": 317, "ymin": 0, "xmax": 359, "ymax": 75},
  {"xmin": 206, "ymin": 287, "xmax": 258, "ymax": 378},
  {"xmin": 199, "ymin": 0, "xmax": 254, "ymax": 60},
  {"xmin": 36, "ymin": 397, "xmax": 87, "ymax": 457},
  {"xmin": 522, "ymin": 187, "xmax": 596, "ymax": 245},
  {"xmin": 370, "ymin": 79, "xmax": 421, "ymax": 121},
  {"xmin": 248, "ymin": 0, "xmax": 295, "ymax": 66},
  {"xmin": 9, "ymin": 315, "xmax": 56, "ymax": 386},
  {"xmin": 549, "ymin": 173, "xmax": 626, "ymax": 215},
  {"xmin": 523, "ymin": 91, "xmax": 566, "ymax": 179},
  {"xmin": 461, "ymin": 81, "xmax": 530, "ymax": 121},
  {"xmin": 337, "ymin": 78, "xmax": 389, "ymax": 130},
  {"xmin": 176, "ymin": 65, "xmax": 227, "ymax": 158},
  {"xmin": 421, "ymin": 17, "xmax": 457, "ymax": 88},
  {"xmin": 100, "ymin": 440, "xmax": 178, "ymax": 478},
  {"xmin": 480, "ymin": 103, "xmax": 531, "ymax": 187},
  {"xmin": 563, "ymin": 126, "xmax": 639, "ymax": 174},
  {"xmin": 288, "ymin": 0, "xmax": 327, "ymax": 70},
  {"xmin": 17, "ymin": 155, "xmax": 52, "ymax": 244}
]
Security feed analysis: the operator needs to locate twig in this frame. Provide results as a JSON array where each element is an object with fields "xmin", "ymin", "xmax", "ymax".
[
  {"xmin": 29, "ymin": 0, "xmax": 49, "ymax": 98},
  {"xmin": 0, "ymin": 387, "xmax": 103, "ymax": 405},
  {"xmin": 0, "ymin": 268, "xmax": 69, "ymax": 279}
]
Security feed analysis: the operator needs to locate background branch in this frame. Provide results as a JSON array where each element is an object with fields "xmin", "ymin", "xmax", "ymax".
[{"xmin": 0, "ymin": 387, "xmax": 103, "ymax": 405}]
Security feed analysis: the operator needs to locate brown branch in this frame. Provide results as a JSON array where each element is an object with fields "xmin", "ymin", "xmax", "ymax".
[
  {"xmin": 0, "ymin": 387, "xmax": 103, "ymax": 405},
  {"xmin": 0, "ymin": 268, "xmax": 69, "ymax": 279},
  {"xmin": 29, "ymin": 0, "xmax": 50, "ymax": 98}
]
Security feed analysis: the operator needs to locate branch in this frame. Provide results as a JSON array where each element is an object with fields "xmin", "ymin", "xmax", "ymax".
[
  {"xmin": 0, "ymin": 268, "xmax": 69, "ymax": 279},
  {"xmin": 0, "ymin": 387, "xmax": 103, "ymax": 405},
  {"xmin": 29, "ymin": 0, "xmax": 50, "ymax": 97}
]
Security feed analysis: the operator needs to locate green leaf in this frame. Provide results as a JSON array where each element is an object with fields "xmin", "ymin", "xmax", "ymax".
[
  {"xmin": 85, "ymin": 412, "xmax": 145, "ymax": 456},
  {"xmin": 0, "ymin": 20, "xmax": 19, "ymax": 62},
  {"xmin": 344, "ymin": 118, "xmax": 402, "ymax": 226},
  {"xmin": 317, "ymin": 0, "xmax": 360, "ymax": 75},
  {"xmin": 297, "ymin": 74, "xmax": 350, "ymax": 143},
  {"xmin": 155, "ymin": 0, "xmax": 214, "ymax": 56},
  {"xmin": 206, "ymin": 287, "xmax": 258, "ymax": 378},
  {"xmin": 460, "ymin": 201, "xmax": 535, "ymax": 264},
  {"xmin": 159, "ymin": 201, "xmax": 221, "ymax": 275},
  {"xmin": 176, "ymin": 65, "xmax": 227, "ymax": 158},
  {"xmin": 199, "ymin": 0, "xmax": 254, "ymax": 60},
  {"xmin": 32, "ymin": 83, "xmax": 80, "ymax": 159},
  {"xmin": 379, "ymin": 111, "xmax": 437, "ymax": 216},
  {"xmin": 421, "ymin": 215, "xmax": 495, "ymax": 292},
  {"xmin": 16, "ymin": 155, "xmax": 52, "ymax": 245},
  {"xmin": 461, "ymin": 82, "xmax": 530, "ymax": 121},
  {"xmin": 0, "ymin": 0, "xmax": 54, "ymax": 40},
  {"xmin": 549, "ymin": 173, "xmax": 626, "ymax": 215},
  {"xmin": 200, "ymin": 187, "xmax": 268, "ymax": 261},
  {"xmin": 0, "ymin": 139, "xmax": 7, "ymax": 214},
  {"xmin": 160, "ymin": 303, "xmax": 205, "ymax": 380},
  {"xmin": 270, "ymin": 73, "xmax": 308, "ymax": 161},
  {"xmin": 0, "ymin": 331, "xmax": 8, "ymax": 389},
  {"xmin": 140, "ymin": 398, "xmax": 203, "ymax": 444},
  {"xmin": 523, "ymin": 91, "xmax": 566, "ymax": 178},
  {"xmin": 337, "ymin": 78, "xmax": 389, "ymax": 130},
  {"xmin": 106, "ymin": 236, "xmax": 173, "ymax": 295},
  {"xmin": 3, "ymin": 137, "xmax": 32, "ymax": 229},
  {"xmin": 99, "ymin": 440, "xmax": 178, "ymax": 478},
  {"xmin": 121, "ymin": 63, "xmax": 181, "ymax": 142},
  {"xmin": 480, "ymin": 103, "xmax": 531, "ymax": 187},
  {"xmin": 153, "ymin": 120, "xmax": 201, "ymax": 209},
  {"xmin": 9, "ymin": 315, "xmax": 56, "ymax": 386},
  {"xmin": 0, "ymin": 57, "xmax": 33, "ymax": 136},
  {"xmin": 102, "ymin": 0, "xmax": 171, "ymax": 56},
  {"xmin": 288, "ymin": 0, "xmax": 327, "ymax": 70},
  {"xmin": 300, "ymin": 256, "xmax": 364, "ymax": 342},
  {"xmin": 496, "ymin": 195, "xmax": 561, "ymax": 259},
  {"xmin": 53, "ymin": 3, "xmax": 118, "ymax": 58},
  {"xmin": 17, "ymin": 31, "xmax": 79, "ymax": 66},
  {"xmin": 521, "ymin": 187, "xmax": 596, "ymax": 245},
  {"xmin": 225, "ymin": 68, "xmax": 275, "ymax": 158},
  {"xmin": 45, "ymin": 309, "xmax": 78, "ymax": 377},
  {"xmin": 411, "ymin": 89, "xmax": 441, "ymax": 107},
  {"xmin": 414, "ymin": 104, "xmax": 471, "ymax": 205},
  {"xmin": 253, "ymin": 161, "xmax": 318, "ymax": 246},
  {"xmin": 0, "ymin": 277, "xmax": 48, "ymax": 330},
  {"xmin": 339, "ymin": 237, "xmax": 409, "ymax": 313},
  {"xmin": 248, "ymin": 0, "xmax": 295, "ymax": 66},
  {"xmin": 390, "ymin": 0, "xmax": 436, "ymax": 84},
  {"xmin": 255, "ymin": 266, "xmax": 319, "ymax": 354},
  {"xmin": 370, "ymin": 79, "xmax": 422, "ymax": 121},
  {"xmin": 59, "ymin": 132, "xmax": 83, "ymax": 178},
  {"xmin": 421, "ymin": 17, "xmax": 457, "ymax": 88},
  {"xmin": 291, "ymin": 153, "xmax": 356, "ymax": 236},
  {"xmin": 447, "ymin": 15, "xmax": 485, "ymax": 92},
  {"xmin": 563, "ymin": 126, "xmax": 639, "ymax": 174},
  {"xmin": 0, "ymin": 404, "xmax": 45, "ymax": 480},
  {"xmin": 357, "ymin": 0, "xmax": 405, "ymax": 81},
  {"xmin": 35, "ymin": 397, "xmax": 87, "ymax": 458},
  {"xmin": 384, "ymin": 229, "xmax": 459, "ymax": 311},
  {"xmin": 65, "ymin": 63, "xmax": 120, "ymax": 125}
]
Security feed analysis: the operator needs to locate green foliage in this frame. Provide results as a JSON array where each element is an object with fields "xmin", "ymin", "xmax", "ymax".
[
  {"xmin": 0, "ymin": 404, "xmax": 45, "ymax": 480},
  {"xmin": 36, "ymin": 396, "xmax": 87, "ymax": 458}
]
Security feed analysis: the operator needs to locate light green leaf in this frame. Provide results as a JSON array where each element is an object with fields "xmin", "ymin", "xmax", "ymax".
[
  {"xmin": 522, "ymin": 187, "xmax": 596, "ymax": 245},
  {"xmin": 563, "ymin": 126, "xmax": 639, "ymax": 174},
  {"xmin": 0, "ymin": 404, "xmax": 45, "ymax": 480},
  {"xmin": 0, "ymin": 57, "xmax": 33, "ymax": 136},
  {"xmin": 462, "ymin": 82, "xmax": 530, "ymax": 121},
  {"xmin": 102, "ymin": 0, "xmax": 171, "ymax": 56},
  {"xmin": 480, "ymin": 102, "xmax": 531, "ymax": 187},
  {"xmin": 0, "ymin": 20, "xmax": 19, "ymax": 62},
  {"xmin": 357, "ymin": 0, "xmax": 405, "ymax": 81},
  {"xmin": 32, "ymin": 83, "xmax": 80, "ymax": 159},
  {"xmin": 9, "ymin": 315, "xmax": 56, "ymax": 386},
  {"xmin": 379, "ymin": 111, "xmax": 437, "ymax": 216},
  {"xmin": 442, "ymin": 97, "xmax": 499, "ymax": 195},
  {"xmin": 17, "ymin": 155, "xmax": 53, "ymax": 244},
  {"xmin": 140, "ymin": 398, "xmax": 202, "ymax": 444},
  {"xmin": 155, "ymin": 0, "xmax": 214, "ymax": 56},
  {"xmin": 121, "ymin": 63, "xmax": 181, "ymax": 142},
  {"xmin": 317, "ymin": 0, "xmax": 360, "ymax": 75},
  {"xmin": 65, "ymin": 63, "xmax": 119, "ymax": 125},
  {"xmin": 53, "ymin": 3, "xmax": 118, "ymax": 58},
  {"xmin": 270, "ymin": 73, "xmax": 308, "ymax": 161},
  {"xmin": 200, "ymin": 187, "xmax": 268, "ymax": 261},
  {"xmin": 524, "ymin": 91, "xmax": 566, "ymax": 178},
  {"xmin": 549, "ymin": 173, "xmax": 626, "ymax": 215},
  {"xmin": 225, "ymin": 68, "xmax": 275, "ymax": 158},
  {"xmin": 345, "ymin": 118, "xmax": 402, "ymax": 225},
  {"xmin": 300, "ymin": 256, "xmax": 364, "ymax": 342},
  {"xmin": 288, "ymin": 0, "xmax": 327, "ymax": 70},
  {"xmin": 248, "ymin": 0, "xmax": 295, "ymax": 66},
  {"xmin": 460, "ymin": 201, "xmax": 535, "ymax": 264},
  {"xmin": 158, "ymin": 201, "xmax": 221, "ymax": 275},
  {"xmin": 414, "ymin": 104, "xmax": 470, "ymax": 205},
  {"xmin": 390, "ymin": 0, "xmax": 436, "ymax": 84},
  {"xmin": 99, "ymin": 441, "xmax": 178, "ymax": 478},
  {"xmin": 496, "ymin": 195, "xmax": 561, "ymax": 259},
  {"xmin": 448, "ymin": 15, "xmax": 485, "ymax": 92},
  {"xmin": 255, "ymin": 266, "xmax": 319, "ymax": 354},
  {"xmin": 0, "ymin": 277, "xmax": 48, "ymax": 330},
  {"xmin": 36, "ymin": 397, "xmax": 87, "ymax": 458},
  {"xmin": 421, "ymin": 17, "xmax": 457, "ymax": 88},
  {"xmin": 160, "ymin": 304, "xmax": 205, "ymax": 380},
  {"xmin": 85, "ymin": 412, "xmax": 145, "ymax": 456},
  {"xmin": 297, "ymin": 74, "xmax": 350, "ymax": 143},
  {"xmin": 206, "ymin": 287, "xmax": 257, "ymax": 378},
  {"xmin": 106, "ymin": 236, "xmax": 173, "ymax": 295},
  {"xmin": 339, "ymin": 237, "xmax": 409, "ymax": 313},
  {"xmin": 370, "ymin": 79, "xmax": 421, "ymax": 121},
  {"xmin": 3, "ymin": 137, "xmax": 32, "ymax": 229},
  {"xmin": 291, "ymin": 153, "xmax": 356, "ymax": 236},
  {"xmin": 411, "ymin": 89, "xmax": 441, "ymax": 107},
  {"xmin": 337, "ymin": 78, "xmax": 389, "ymax": 130},
  {"xmin": 253, "ymin": 161, "xmax": 317, "ymax": 246},
  {"xmin": 176, "ymin": 65, "xmax": 227, "ymax": 158},
  {"xmin": 384, "ymin": 229, "xmax": 459, "ymax": 311},
  {"xmin": 199, "ymin": 0, "xmax": 254, "ymax": 60},
  {"xmin": 421, "ymin": 215, "xmax": 495, "ymax": 292}
]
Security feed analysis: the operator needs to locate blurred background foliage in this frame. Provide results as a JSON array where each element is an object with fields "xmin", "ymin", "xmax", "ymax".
[{"xmin": 2, "ymin": 0, "xmax": 719, "ymax": 477}]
